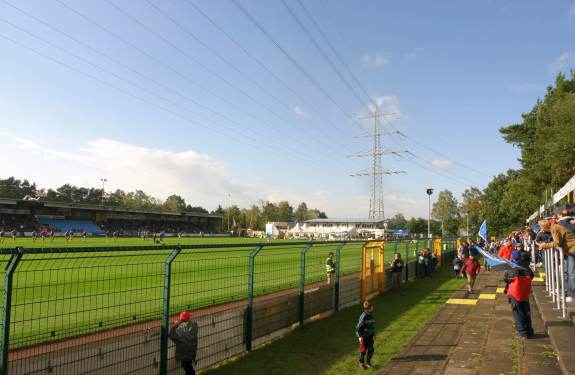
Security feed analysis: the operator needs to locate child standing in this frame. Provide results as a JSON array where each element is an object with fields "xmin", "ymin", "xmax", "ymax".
[
  {"xmin": 504, "ymin": 252, "xmax": 534, "ymax": 338},
  {"xmin": 356, "ymin": 301, "xmax": 376, "ymax": 369}
]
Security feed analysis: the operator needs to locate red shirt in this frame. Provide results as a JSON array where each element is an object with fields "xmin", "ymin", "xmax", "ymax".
[
  {"xmin": 498, "ymin": 245, "xmax": 513, "ymax": 260},
  {"xmin": 505, "ymin": 269, "xmax": 534, "ymax": 302},
  {"xmin": 461, "ymin": 258, "xmax": 481, "ymax": 276}
]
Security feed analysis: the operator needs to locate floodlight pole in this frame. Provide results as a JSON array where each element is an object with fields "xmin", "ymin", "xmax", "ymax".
[
  {"xmin": 100, "ymin": 178, "xmax": 107, "ymax": 207},
  {"xmin": 426, "ymin": 188, "xmax": 433, "ymax": 241},
  {"xmin": 227, "ymin": 193, "xmax": 231, "ymax": 232}
]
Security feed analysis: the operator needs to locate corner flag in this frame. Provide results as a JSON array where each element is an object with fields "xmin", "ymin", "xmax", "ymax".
[{"xmin": 478, "ymin": 220, "xmax": 488, "ymax": 242}]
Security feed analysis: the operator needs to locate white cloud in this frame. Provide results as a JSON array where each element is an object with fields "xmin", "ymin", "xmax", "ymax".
[
  {"xmin": 430, "ymin": 159, "xmax": 454, "ymax": 171},
  {"xmin": 0, "ymin": 133, "xmax": 379, "ymax": 217},
  {"xmin": 293, "ymin": 105, "xmax": 307, "ymax": 119},
  {"xmin": 405, "ymin": 48, "xmax": 423, "ymax": 61},
  {"xmin": 569, "ymin": 4, "xmax": 575, "ymax": 19},
  {"xmin": 385, "ymin": 193, "xmax": 417, "ymax": 205},
  {"xmin": 0, "ymin": 133, "xmax": 258, "ymax": 210},
  {"xmin": 366, "ymin": 95, "xmax": 401, "ymax": 116},
  {"xmin": 361, "ymin": 51, "xmax": 390, "ymax": 67},
  {"xmin": 549, "ymin": 52, "xmax": 575, "ymax": 72}
]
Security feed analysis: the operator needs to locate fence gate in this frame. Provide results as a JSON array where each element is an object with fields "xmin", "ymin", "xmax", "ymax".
[
  {"xmin": 433, "ymin": 238, "xmax": 443, "ymax": 266},
  {"xmin": 360, "ymin": 241, "xmax": 384, "ymax": 301}
]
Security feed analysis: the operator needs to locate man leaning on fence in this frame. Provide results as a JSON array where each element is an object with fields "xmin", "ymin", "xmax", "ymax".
[
  {"xmin": 326, "ymin": 252, "xmax": 336, "ymax": 285},
  {"xmin": 539, "ymin": 204, "xmax": 575, "ymax": 303},
  {"xmin": 169, "ymin": 311, "xmax": 199, "ymax": 375}
]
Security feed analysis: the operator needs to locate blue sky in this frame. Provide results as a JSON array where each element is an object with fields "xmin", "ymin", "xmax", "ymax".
[{"xmin": 1, "ymin": 0, "xmax": 574, "ymax": 218}]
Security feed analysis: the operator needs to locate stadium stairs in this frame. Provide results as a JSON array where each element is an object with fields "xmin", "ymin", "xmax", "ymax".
[
  {"xmin": 532, "ymin": 268, "xmax": 575, "ymax": 374},
  {"xmin": 37, "ymin": 218, "xmax": 105, "ymax": 235}
]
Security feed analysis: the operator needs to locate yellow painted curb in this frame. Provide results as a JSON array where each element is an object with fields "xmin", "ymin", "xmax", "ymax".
[
  {"xmin": 446, "ymin": 298, "xmax": 478, "ymax": 305},
  {"xmin": 478, "ymin": 294, "xmax": 496, "ymax": 300},
  {"xmin": 496, "ymin": 287, "xmax": 505, "ymax": 293},
  {"xmin": 533, "ymin": 277, "xmax": 544, "ymax": 282}
]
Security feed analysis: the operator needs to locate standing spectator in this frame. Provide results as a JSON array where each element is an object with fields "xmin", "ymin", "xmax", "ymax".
[
  {"xmin": 498, "ymin": 238, "xmax": 513, "ymax": 260},
  {"xmin": 460, "ymin": 255, "xmax": 481, "ymax": 294},
  {"xmin": 169, "ymin": 311, "xmax": 199, "ymax": 375},
  {"xmin": 356, "ymin": 301, "xmax": 376, "ymax": 369},
  {"xmin": 504, "ymin": 252, "xmax": 534, "ymax": 338},
  {"xmin": 390, "ymin": 253, "xmax": 404, "ymax": 290},
  {"xmin": 535, "ymin": 220, "xmax": 553, "ymax": 266},
  {"xmin": 540, "ymin": 204, "xmax": 575, "ymax": 302},
  {"xmin": 423, "ymin": 249, "xmax": 432, "ymax": 277},
  {"xmin": 325, "ymin": 252, "xmax": 336, "ymax": 285},
  {"xmin": 416, "ymin": 250, "xmax": 426, "ymax": 278}
]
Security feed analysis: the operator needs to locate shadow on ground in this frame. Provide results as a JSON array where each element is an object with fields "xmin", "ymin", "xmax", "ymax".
[{"xmin": 202, "ymin": 267, "xmax": 464, "ymax": 375}]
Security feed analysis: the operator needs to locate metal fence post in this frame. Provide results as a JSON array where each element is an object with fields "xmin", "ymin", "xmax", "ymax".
[
  {"xmin": 1, "ymin": 248, "xmax": 23, "ymax": 375},
  {"xmin": 299, "ymin": 243, "xmax": 314, "ymax": 326},
  {"xmin": 159, "ymin": 246, "xmax": 182, "ymax": 375},
  {"xmin": 246, "ymin": 245, "xmax": 263, "ymax": 352},
  {"xmin": 559, "ymin": 248, "xmax": 566, "ymax": 318},
  {"xmin": 334, "ymin": 242, "xmax": 346, "ymax": 312},
  {"xmin": 405, "ymin": 242, "xmax": 409, "ymax": 281}
]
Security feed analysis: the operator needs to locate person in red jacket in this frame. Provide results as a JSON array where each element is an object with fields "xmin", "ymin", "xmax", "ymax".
[
  {"xmin": 460, "ymin": 255, "xmax": 481, "ymax": 294},
  {"xmin": 498, "ymin": 238, "xmax": 513, "ymax": 260},
  {"xmin": 504, "ymin": 252, "xmax": 534, "ymax": 338}
]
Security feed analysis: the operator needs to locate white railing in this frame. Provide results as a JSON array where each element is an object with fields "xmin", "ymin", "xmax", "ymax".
[{"xmin": 543, "ymin": 247, "xmax": 566, "ymax": 318}]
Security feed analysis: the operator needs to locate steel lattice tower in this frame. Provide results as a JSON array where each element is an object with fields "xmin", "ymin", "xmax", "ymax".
[{"xmin": 350, "ymin": 110, "xmax": 406, "ymax": 220}]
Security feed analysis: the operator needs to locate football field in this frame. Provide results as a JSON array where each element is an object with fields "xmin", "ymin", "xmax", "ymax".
[{"xmin": 0, "ymin": 237, "xmax": 431, "ymax": 350}]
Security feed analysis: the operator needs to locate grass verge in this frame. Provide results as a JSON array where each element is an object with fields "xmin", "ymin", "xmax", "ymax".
[{"xmin": 203, "ymin": 266, "xmax": 464, "ymax": 375}]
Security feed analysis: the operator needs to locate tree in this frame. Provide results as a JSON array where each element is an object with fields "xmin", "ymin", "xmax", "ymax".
[
  {"xmin": 459, "ymin": 187, "xmax": 483, "ymax": 236},
  {"xmin": 480, "ymin": 170, "xmax": 520, "ymax": 236},
  {"xmin": 432, "ymin": 190, "xmax": 460, "ymax": 236},
  {"xmin": 294, "ymin": 202, "xmax": 308, "ymax": 223},
  {"xmin": 387, "ymin": 213, "xmax": 407, "ymax": 230},
  {"xmin": 164, "ymin": 194, "xmax": 187, "ymax": 212},
  {"xmin": 276, "ymin": 201, "xmax": 294, "ymax": 222}
]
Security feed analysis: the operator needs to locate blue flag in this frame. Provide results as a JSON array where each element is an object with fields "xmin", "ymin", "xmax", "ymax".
[{"xmin": 478, "ymin": 220, "xmax": 488, "ymax": 242}]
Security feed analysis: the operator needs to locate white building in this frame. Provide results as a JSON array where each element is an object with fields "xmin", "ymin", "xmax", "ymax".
[
  {"xmin": 291, "ymin": 218, "xmax": 385, "ymax": 239},
  {"xmin": 265, "ymin": 222, "xmax": 295, "ymax": 237}
]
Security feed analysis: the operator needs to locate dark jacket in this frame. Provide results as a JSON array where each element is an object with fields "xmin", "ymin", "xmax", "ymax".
[
  {"xmin": 355, "ymin": 310, "xmax": 375, "ymax": 338},
  {"xmin": 504, "ymin": 268, "xmax": 534, "ymax": 302},
  {"xmin": 169, "ymin": 321, "xmax": 199, "ymax": 362},
  {"xmin": 390, "ymin": 259, "xmax": 404, "ymax": 273}
]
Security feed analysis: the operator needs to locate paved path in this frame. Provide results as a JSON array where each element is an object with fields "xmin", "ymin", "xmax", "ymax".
[{"xmin": 380, "ymin": 269, "xmax": 561, "ymax": 375}]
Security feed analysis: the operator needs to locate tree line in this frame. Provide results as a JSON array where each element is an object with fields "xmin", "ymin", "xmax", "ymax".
[{"xmin": 425, "ymin": 72, "xmax": 575, "ymax": 237}]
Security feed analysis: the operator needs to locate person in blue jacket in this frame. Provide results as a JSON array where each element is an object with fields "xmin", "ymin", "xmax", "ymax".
[{"xmin": 356, "ymin": 300, "xmax": 376, "ymax": 369}]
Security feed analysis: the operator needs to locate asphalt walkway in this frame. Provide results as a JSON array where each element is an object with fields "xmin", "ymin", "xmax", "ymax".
[{"xmin": 380, "ymin": 269, "xmax": 561, "ymax": 375}]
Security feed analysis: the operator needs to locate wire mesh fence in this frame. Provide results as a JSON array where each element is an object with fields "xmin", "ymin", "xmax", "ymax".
[{"xmin": 0, "ymin": 239, "xmax": 456, "ymax": 375}]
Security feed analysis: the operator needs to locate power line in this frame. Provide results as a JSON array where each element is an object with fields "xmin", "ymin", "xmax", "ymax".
[
  {"xmin": 307, "ymin": 1, "xmax": 490, "ymax": 181},
  {"xmin": 281, "ymin": 0, "xmax": 368, "ymax": 110},
  {"xmin": 295, "ymin": 0, "xmax": 377, "ymax": 109},
  {"xmin": 2, "ymin": 1, "xmax": 343, "ymax": 167},
  {"xmin": 142, "ymin": 0, "xmax": 348, "ymax": 157},
  {"xmin": 102, "ymin": 0, "xmax": 336, "ymax": 159},
  {"xmin": 231, "ymin": 0, "xmax": 368, "ymax": 134},
  {"xmin": 0, "ymin": 27, "xmax": 321, "ymax": 167},
  {"xmin": 48, "ymin": 0, "xmax": 335, "ymax": 163},
  {"xmin": 181, "ymin": 0, "xmax": 357, "ymax": 153}
]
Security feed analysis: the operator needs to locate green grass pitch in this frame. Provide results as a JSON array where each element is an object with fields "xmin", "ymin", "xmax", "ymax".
[{"xmin": 0, "ymin": 237, "xmax": 434, "ymax": 350}]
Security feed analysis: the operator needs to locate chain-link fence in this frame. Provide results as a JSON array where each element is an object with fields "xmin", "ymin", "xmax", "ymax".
[{"xmin": 0, "ymin": 239, "xmax": 456, "ymax": 375}]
